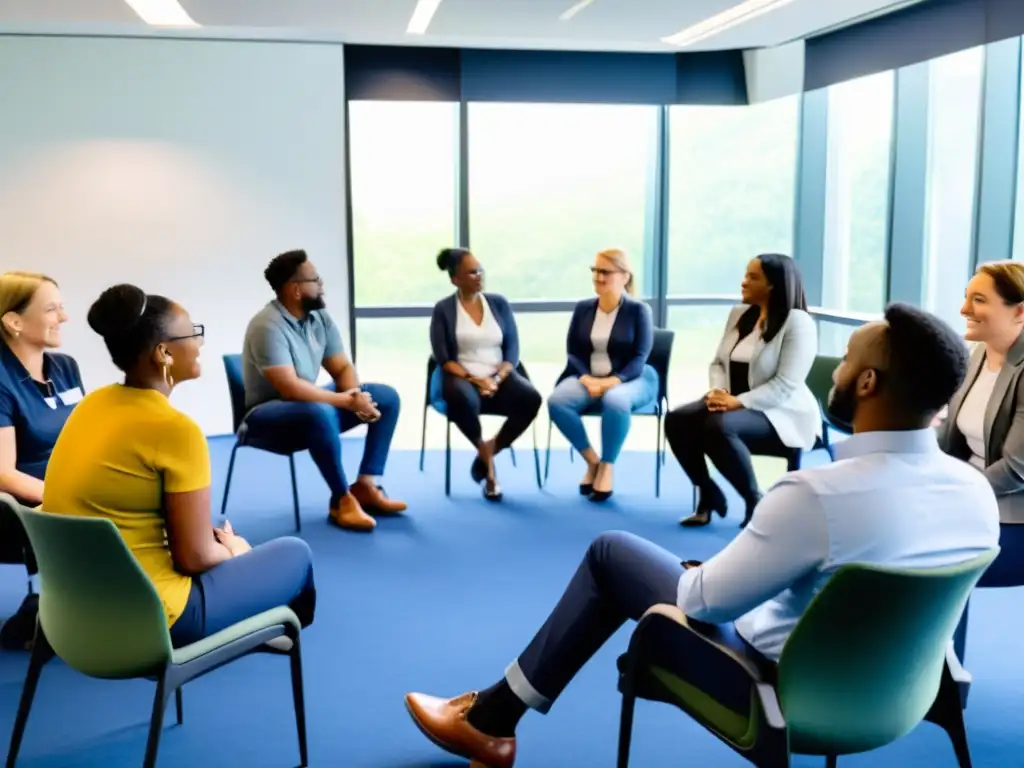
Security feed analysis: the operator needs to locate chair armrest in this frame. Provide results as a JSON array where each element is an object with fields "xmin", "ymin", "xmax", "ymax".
[{"xmin": 944, "ymin": 642, "xmax": 972, "ymax": 708}]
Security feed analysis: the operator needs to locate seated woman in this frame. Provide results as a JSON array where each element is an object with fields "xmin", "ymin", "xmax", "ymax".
[
  {"xmin": 548, "ymin": 248, "xmax": 656, "ymax": 502},
  {"xmin": 665, "ymin": 254, "xmax": 819, "ymax": 528},
  {"xmin": 940, "ymin": 261, "xmax": 1024, "ymax": 594},
  {"xmin": 0, "ymin": 271, "xmax": 83, "ymax": 581},
  {"xmin": 430, "ymin": 248, "xmax": 542, "ymax": 501},
  {"xmin": 42, "ymin": 284, "xmax": 315, "ymax": 646}
]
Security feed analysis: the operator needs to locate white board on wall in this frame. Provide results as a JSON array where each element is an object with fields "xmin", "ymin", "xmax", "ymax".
[{"xmin": 0, "ymin": 35, "xmax": 349, "ymax": 436}]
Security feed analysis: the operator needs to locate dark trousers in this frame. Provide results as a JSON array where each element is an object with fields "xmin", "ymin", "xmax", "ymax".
[
  {"xmin": 952, "ymin": 522, "xmax": 1024, "ymax": 663},
  {"xmin": 0, "ymin": 499, "xmax": 36, "ymax": 576},
  {"xmin": 506, "ymin": 531, "xmax": 773, "ymax": 714},
  {"xmin": 442, "ymin": 371, "xmax": 542, "ymax": 450},
  {"xmin": 169, "ymin": 537, "xmax": 316, "ymax": 648},
  {"xmin": 243, "ymin": 383, "xmax": 400, "ymax": 503},
  {"xmin": 664, "ymin": 399, "xmax": 785, "ymax": 504}
]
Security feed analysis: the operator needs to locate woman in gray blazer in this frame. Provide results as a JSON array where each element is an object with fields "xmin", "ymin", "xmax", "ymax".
[
  {"xmin": 665, "ymin": 254, "xmax": 820, "ymax": 527},
  {"xmin": 938, "ymin": 260, "xmax": 1024, "ymax": 588}
]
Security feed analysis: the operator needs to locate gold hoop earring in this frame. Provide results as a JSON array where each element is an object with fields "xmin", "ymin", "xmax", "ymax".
[{"xmin": 163, "ymin": 361, "xmax": 174, "ymax": 388}]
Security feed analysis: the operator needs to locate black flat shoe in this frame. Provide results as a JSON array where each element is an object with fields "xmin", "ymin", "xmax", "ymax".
[
  {"xmin": 483, "ymin": 481, "xmax": 503, "ymax": 502},
  {"xmin": 579, "ymin": 483, "xmax": 593, "ymax": 496},
  {"xmin": 471, "ymin": 457, "xmax": 487, "ymax": 484},
  {"xmin": 588, "ymin": 489, "xmax": 613, "ymax": 503}
]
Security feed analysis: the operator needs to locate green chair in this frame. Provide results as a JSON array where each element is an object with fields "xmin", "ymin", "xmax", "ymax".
[
  {"xmin": 616, "ymin": 550, "xmax": 998, "ymax": 768},
  {"xmin": 806, "ymin": 354, "xmax": 848, "ymax": 460},
  {"xmin": 0, "ymin": 494, "xmax": 308, "ymax": 768}
]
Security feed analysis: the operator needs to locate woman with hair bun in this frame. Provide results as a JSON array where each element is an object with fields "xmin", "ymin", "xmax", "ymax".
[
  {"xmin": 429, "ymin": 248, "xmax": 542, "ymax": 501},
  {"xmin": 42, "ymin": 284, "xmax": 316, "ymax": 646}
]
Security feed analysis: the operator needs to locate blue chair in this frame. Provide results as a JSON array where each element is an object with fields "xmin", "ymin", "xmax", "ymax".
[
  {"xmin": 544, "ymin": 328, "xmax": 674, "ymax": 497},
  {"xmin": 419, "ymin": 356, "xmax": 542, "ymax": 496},
  {"xmin": 221, "ymin": 354, "xmax": 301, "ymax": 531}
]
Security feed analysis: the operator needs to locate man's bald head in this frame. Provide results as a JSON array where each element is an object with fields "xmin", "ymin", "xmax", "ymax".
[{"xmin": 828, "ymin": 303, "xmax": 969, "ymax": 431}]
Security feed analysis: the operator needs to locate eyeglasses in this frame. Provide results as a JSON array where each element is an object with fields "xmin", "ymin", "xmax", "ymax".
[
  {"xmin": 591, "ymin": 267, "xmax": 624, "ymax": 278},
  {"xmin": 464, "ymin": 268, "xmax": 484, "ymax": 277},
  {"xmin": 291, "ymin": 276, "xmax": 324, "ymax": 286},
  {"xmin": 166, "ymin": 324, "xmax": 205, "ymax": 342}
]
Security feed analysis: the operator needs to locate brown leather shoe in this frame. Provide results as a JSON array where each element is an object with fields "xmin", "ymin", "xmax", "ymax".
[
  {"xmin": 328, "ymin": 494, "xmax": 376, "ymax": 532},
  {"xmin": 350, "ymin": 480, "xmax": 407, "ymax": 515},
  {"xmin": 404, "ymin": 691, "xmax": 516, "ymax": 768}
]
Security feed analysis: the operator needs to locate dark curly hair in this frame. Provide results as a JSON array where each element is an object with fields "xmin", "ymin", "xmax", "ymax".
[
  {"xmin": 264, "ymin": 249, "xmax": 309, "ymax": 293},
  {"xmin": 436, "ymin": 247, "xmax": 471, "ymax": 278},
  {"xmin": 883, "ymin": 302, "xmax": 969, "ymax": 418},
  {"xmin": 87, "ymin": 284, "xmax": 175, "ymax": 372}
]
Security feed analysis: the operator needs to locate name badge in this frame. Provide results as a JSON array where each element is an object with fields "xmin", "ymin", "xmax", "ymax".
[{"xmin": 57, "ymin": 387, "xmax": 84, "ymax": 406}]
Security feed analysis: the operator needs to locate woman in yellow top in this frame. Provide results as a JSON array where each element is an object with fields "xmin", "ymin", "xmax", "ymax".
[{"xmin": 43, "ymin": 284, "xmax": 316, "ymax": 646}]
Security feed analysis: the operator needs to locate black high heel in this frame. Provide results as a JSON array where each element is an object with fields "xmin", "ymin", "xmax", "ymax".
[
  {"xmin": 680, "ymin": 488, "xmax": 728, "ymax": 527},
  {"xmin": 739, "ymin": 493, "xmax": 763, "ymax": 529},
  {"xmin": 579, "ymin": 484, "xmax": 593, "ymax": 496}
]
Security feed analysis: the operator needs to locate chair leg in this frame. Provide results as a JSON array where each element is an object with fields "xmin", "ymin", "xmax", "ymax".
[
  {"xmin": 544, "ymin": 421, "xmax": 553, "ymax": 484},
  {"xmin": 445, "ymin": 420, "xmax": 452, "ymax": 497},
  {"xmin": 289, "ymin": 635, "xmax": 309, "ymax": 767},
  {"xmin": 143, "ymin": 668, "xmax": 174, "ymax": 768},
  {"xmin": 288, "ymin": 454, "xmax": 301, "ymax": 532},
  {"xmin": 825, "ymin": 757, "xmax": 837, "ymax": 768},
  {"xmin": 174, "ymin": 687, "xmax": 183, "ymax": 725},
  {"xmin": 510, "ymin": 445, "xmax": 518, "ymax": 467},
  {"xmin": 926, "ymin": 660, "xmax": 974, "ymax": 768},
  {"xmin": 655, "ymin": 415, "xmax": 663, "ymax": 498},
  {"xmin": 532, "ymin": 421, "xmax": 542, "ymax": 489},
  {"xmin": 617, "ymin": 689, "xmax": 637, "ymax": 768},
  {"xmin": 220, "ymin": 443, "xmax": 239, "ymax": 516},
  {"xmin": 5, "ymin": 623, "xmax": 53, "ymax": 768},
  {"xmin": 419, "ymin": 404, "xmax": 428, "ymax": 472}
]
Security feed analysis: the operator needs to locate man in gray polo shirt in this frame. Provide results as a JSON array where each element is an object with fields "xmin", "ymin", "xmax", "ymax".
[{"xmin": 240, "ymin": 249, "xmax": 406, "ymax": 532}]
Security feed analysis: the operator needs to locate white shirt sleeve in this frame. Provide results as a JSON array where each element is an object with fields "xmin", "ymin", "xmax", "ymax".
[{"xmin": 676, "ymin": 475, "xmax": 830, "ymax": 623}]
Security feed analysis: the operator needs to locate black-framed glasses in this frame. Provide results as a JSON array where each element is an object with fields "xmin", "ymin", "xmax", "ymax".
[
  {"xmin": 591, "ymin": 267, "xmax": 624, "ymax": 278},
  {"xmin": 166, "ymin": 324, "xmax": 205, "ymax": 342}
]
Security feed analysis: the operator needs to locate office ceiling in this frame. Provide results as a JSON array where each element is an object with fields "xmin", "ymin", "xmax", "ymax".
[{"xmin": 0, "ymin": 0, "xmax": 925, "ymax": 52}]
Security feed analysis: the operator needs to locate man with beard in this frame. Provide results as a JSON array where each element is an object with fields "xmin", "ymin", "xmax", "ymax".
[
  {"xmin": 241, "ymin": 249, "xmax": 406, "ymax": 532},
  {"xmin": 402, "ymin": 303, "xmax": 1000, "ymax": 768}
]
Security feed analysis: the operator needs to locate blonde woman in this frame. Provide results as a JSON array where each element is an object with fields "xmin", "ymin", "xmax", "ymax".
[
  {"xmin": 548, "ymin": 249, "xmax": 655, "ymax": 502},
  {"xmin": 0, "ymin": 271, "xmax": 82, "ymax": 586}
]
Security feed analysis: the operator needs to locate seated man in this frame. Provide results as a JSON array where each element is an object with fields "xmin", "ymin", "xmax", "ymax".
[
  {"xmin": 242, "ymin": 249, "xmax": 406, "ymax": 532},
  {"xmin": 403, "ymin": 303, "xmax": 1001, "ymax": 767}
]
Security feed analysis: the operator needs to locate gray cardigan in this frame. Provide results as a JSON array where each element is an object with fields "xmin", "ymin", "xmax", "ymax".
[{"xmin": 938, "ymin": 332, "xmax": 1024, "ymax": 524}]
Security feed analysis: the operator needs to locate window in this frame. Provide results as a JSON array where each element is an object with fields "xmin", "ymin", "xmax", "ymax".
[
  {"xmin": 924, "ymin": 47, "xmax": 985, "ymax": 330},
  {"xmin": 1015, "ymin": 43, "xmax": 1024, "ymax": 262},
  {"xmin": 666, "ymin": 305, "xmax": 734, "ymax": 405},
  {"xmin": 821, "ymin": 72, "xmax": 895, "ymax": 314},
  {"xmin": 468, "ymin": 103, "xmax": 657, "ymax": 300},
  {"xmin": 667, "ymin": 96, "xmax": 800, "ymax": 295},
  {"xmin": 349, "ymin": 101, "xmax": 459, "ymax": 307}
]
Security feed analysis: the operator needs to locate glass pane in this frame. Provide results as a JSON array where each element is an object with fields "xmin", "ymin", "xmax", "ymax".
[
  {"xmin": 667, "ymin": 97, "xmax": 799, "ymax": 294},
  {"xmin": 1015, "ymin": 43, "xmax": 1024, "ymax": 262},
  {"xmin": 349, "ymin": 101, "xmax": 458, "ymax": 306},
  {"xmin": 821, "ymin": 72, "xmax": 895, "ymax": 314},
  {"xmin": 468, "ymin": 103, "xmax": 656, "ymax": 301},
  {"xmin": 817, "ymin": 318, "xmax": 859, "ymax": 358},
  {"xmin": 924, "ymin": 47, "xmax": 985, "ymax": 330},
  {"xmin": 665, "ymin": 305, "xmax": 735, "ymax": 407}
]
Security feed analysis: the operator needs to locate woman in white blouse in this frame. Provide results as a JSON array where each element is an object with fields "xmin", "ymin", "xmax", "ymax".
[
  {"xmin": 665, "ymin": 254, "xmax": 820, "ymax": 528},
  {"xmin": 430, "ymin": 248, "xmax": 542, "ymax": 501},
  {"xmin": 939, "ymin": 261, "xmax": 1024, "ymax": 589}
]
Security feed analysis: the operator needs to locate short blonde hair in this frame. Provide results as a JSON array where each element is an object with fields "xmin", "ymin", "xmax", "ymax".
[
  {"xmin": 596, "ymin": 248, "xmax": 636, "ymax": 296},
  {"xmin": 0, "ymin": 271, "xmax": 58, "ymax": 340},
  {"xmin": 977, "ymin": 261, "xmax": 1024, "ymax": 305}
]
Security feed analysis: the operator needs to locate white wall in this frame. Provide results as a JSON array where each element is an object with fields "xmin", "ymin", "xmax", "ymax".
[
  {"xmin": 0, "ymin": 35, "xmax": 349, "ymax": 436},
  {"xmin": 743, "ymin": 41, "xmax": 806, "ymax": 103}
]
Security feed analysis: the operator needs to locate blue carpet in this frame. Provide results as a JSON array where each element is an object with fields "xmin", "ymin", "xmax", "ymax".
[{"xmin": 0, "ymin": 438, "xmax": 1021, "ymax": 767}]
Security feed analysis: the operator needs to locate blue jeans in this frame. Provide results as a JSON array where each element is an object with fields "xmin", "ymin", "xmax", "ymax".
[
  {"xmin": 547, "ymin": 366, "xmax": 658, "ymax": 464},
  {"xmin": 170, "ymin": 536, "xmax": 316, "ymax": 647},
  {"xmin": 242, "ymin": 382, "xmax": 400, "ymax": 504}
]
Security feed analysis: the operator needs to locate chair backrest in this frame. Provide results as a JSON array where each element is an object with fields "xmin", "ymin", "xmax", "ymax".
[
  {"xmin": 777, "ymin": 549, "xmax": 998, "ymax": 756},
  {"xmin": 222, "ymin": 353, "xmax": 247, "ymax": 433},
  {"xmin": 648, "ymin": 329, "xmax": 675, "ymax": 404},
  {"xmin": 0, "ymin": 494, "xmax": 174, "ymax": 678}
]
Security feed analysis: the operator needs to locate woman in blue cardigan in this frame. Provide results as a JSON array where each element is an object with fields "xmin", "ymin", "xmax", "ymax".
[
  {"xmin": 550, "ymin": 248, "xmax": 656, "ymax": 502},
  {"xmin": 430, "ymin": 248, "xmax": 542, "ymax": 501}
]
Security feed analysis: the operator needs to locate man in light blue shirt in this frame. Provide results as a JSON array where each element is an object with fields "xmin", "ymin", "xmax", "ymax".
[
  {"xmin": 241, "ymin": 250, "xmax": 406, "ymax": 532},
  {"xmin": 402, "ymin": 303, "xmax": 1001, "ymax": 768}
]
